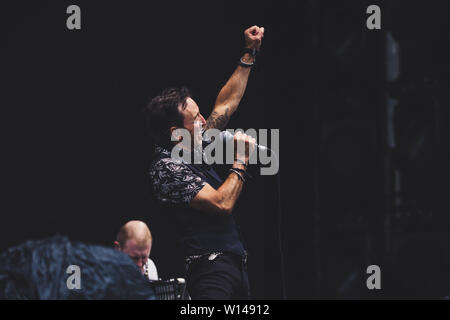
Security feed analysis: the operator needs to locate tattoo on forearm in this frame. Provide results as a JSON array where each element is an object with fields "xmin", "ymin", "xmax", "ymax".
[{"xmin": 205, "ymin": 108, "xmax": 230, "ymax": 131}]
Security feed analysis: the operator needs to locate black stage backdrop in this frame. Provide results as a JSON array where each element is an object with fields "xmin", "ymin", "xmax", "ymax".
[{"xmin": 2, "ymin": 0, "xmax": 450, "ymax": 299}]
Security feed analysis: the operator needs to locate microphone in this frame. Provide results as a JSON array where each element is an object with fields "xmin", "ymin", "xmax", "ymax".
[{"xmin": 202, "ymin": 130, "xmax": 268, "ymax": 151}]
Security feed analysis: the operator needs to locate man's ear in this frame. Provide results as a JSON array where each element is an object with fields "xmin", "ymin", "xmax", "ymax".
[
  {"xmin": 113, "ymin": 241, "xmax": 121, "ymax": 251},
  {"xmin": 170, "ymin": 126, "xmax": 182, "ymax": 142}
]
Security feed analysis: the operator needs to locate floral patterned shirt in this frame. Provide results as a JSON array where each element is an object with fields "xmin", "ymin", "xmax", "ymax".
[{"xmin": 149, "ymin": 146, "xmax": 206, "ymax": 206}]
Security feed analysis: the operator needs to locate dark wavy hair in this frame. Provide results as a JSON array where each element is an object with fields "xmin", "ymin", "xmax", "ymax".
[{"xmin": 144, "ymin": 87, "xmax": 191, "ymax": 148}]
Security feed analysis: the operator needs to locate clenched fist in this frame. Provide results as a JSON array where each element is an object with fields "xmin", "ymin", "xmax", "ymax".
[
  {"xmin": 244, "ymin": 25, "xmax": 265, "ymax": 51},
  {"xmin": 234, "ymin": 131, "xmax": 257, "ymax": 166}
]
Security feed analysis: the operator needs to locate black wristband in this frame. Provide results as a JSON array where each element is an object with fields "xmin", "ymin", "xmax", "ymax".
[
  {"xmin": 243, "ymin": 47, "xmax": 259, "ymax": 57},
  {"xmin": 229, "ymin": 168, "xmax": 245, "ymax": 182},
  {"xmin": 232, "ymin": 167, "xmax": 253, "ymax": 180},
  {"xmin": 240, "ymin": 48, "xmax": 258, "ymax": 68},
  {"xmin": 238, "ymin": 58, "xmax": 254, "ymax": 68}
]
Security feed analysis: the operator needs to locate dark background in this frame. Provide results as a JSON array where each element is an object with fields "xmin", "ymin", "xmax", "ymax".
[{"xmin": 2, "ymin": 0, "xmax": 449, "ymax": 299}]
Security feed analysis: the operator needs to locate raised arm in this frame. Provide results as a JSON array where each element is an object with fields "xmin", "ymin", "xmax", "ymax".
[{"xmin": 204, "ymin": 25, "xmax": 265, "ymax": 131}]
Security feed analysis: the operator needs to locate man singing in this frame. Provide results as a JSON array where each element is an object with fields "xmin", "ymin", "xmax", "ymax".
[{"xmin": 145, "ymin": 25, "xmax": 264, "ymax": 299}]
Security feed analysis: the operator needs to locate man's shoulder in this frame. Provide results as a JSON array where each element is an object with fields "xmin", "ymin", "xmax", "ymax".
[
  {"xmin": 150, "ymin": 146, "xmax": 186, "ymax": 172},
  {"xmin": 150, "ymin": 155, "xmax": 188, "ymax": 174},
  {"xmin": 149, "ymin": 151, "xmax": 206, "ymax": 205}
]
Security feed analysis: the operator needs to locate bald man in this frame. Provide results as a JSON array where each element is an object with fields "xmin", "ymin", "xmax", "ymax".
[{"xmin": 113, "ymin": 220, "xmax": 158, "ymax": 281}]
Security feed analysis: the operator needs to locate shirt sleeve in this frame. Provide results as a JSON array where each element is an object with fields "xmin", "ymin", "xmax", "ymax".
[
  {"xmin": 149, "ymin": 158, "xmax": 207, "ymax": 206},
  {"xmin": 145, "ymin": 259, "xmax": 159, "ymax": 281}
]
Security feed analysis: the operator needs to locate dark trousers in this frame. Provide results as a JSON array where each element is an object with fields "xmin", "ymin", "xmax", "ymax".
[{"xmin": 185, "ymin": 253, "xmax": 250, "ymax": 300}]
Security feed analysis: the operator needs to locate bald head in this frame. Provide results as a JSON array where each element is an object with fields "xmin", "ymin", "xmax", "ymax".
[
  {"xmin": 117, "ymin": 220, "xmax": 152, "ymax": 247},
  {"xmin": 114, "ymin": 220, "xmax": 152, "ymax": 273}
]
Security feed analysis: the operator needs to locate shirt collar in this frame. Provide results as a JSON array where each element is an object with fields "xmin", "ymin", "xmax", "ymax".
[{"xmin": 154, "ymin": 145, "xmax": 205, "ymax": 165}]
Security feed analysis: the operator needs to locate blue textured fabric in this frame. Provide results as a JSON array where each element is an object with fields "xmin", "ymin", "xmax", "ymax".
[{"xmin": 0, "ymin": 235, "xmax": 156, "ymax": 300}]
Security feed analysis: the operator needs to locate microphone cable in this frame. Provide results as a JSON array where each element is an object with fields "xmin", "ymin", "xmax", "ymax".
[{"xmin": 265, "ymin": 148, "xmax": 286, "ymax": 299}]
